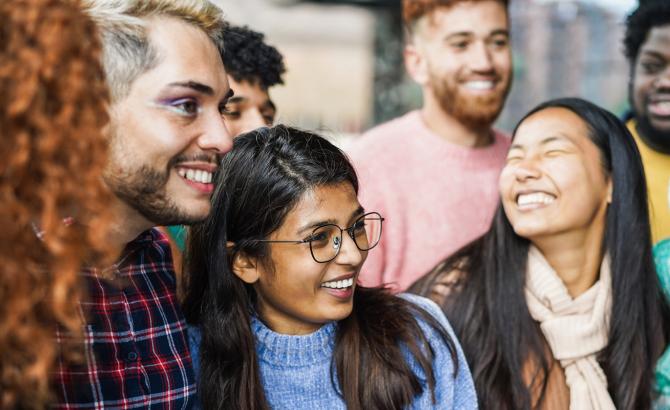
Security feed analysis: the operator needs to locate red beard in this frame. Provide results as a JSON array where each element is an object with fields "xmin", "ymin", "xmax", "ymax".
[{"xmin": 430, "ymin": 72, "xmax": 510, "ymax": 129}]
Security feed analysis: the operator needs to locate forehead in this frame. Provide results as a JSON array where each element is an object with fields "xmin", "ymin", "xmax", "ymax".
[
  {"xmin": 142, "ymin": 17, "xmax": 227, "ymax": 92},
  {"xmin": 416, "ymin": 1, "xmax": 508, "ymax": 39},
  {"xmin": 280, "ymin": 183, "xmax": 359, "ymax": 231},
  {"xmin": 639, "ymin": 24, "xmax": 670, "ymax": 59},
  {"xmin": 513, "ymin": 108, "xmax": 590, "ymax": 146}
]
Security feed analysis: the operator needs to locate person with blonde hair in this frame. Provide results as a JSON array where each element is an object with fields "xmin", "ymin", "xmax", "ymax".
[
  {"xmin": 0, "ymin": 0, "xmax": 112, "ymax": 407},
  {"xmin": 53, "ymin": 0, "xmax": 234, "ymax": 407}
]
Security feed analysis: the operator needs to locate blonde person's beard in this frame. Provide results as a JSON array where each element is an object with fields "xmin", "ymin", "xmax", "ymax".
[{"xmin": 430, "ymin": 71, "xmax": 510, "ymax": 129}]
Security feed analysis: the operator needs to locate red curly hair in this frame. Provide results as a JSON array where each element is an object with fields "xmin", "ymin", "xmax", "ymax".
[
  {"xmin": 403, "ymin": 0, "xmax": 509, "ymax": 27},
  {"xmin": 0, "ymin": 0, "xmax": 112, "ymax": 407}
]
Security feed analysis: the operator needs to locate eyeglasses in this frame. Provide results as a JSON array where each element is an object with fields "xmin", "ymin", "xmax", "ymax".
[{"xmin": 253, "ymin": 211, "xmax": 384, "ymax": 263}]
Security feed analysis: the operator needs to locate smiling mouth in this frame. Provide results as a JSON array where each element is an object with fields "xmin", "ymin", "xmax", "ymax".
[
  {"xmin": 177, "ymin": 168, "xmax": 214, "ymax": 184},
  {"xmin": 321, "ymin": 277, "xmax": 354, "ymax": 289},
  {"xmin": 463, "ymin": 80, "xmax": 497, "ymax": 92},
  {"xmin": 516, "ymin": 192, "xmax": 556, "ymax": 209},
  {"xmin": 648, "ymin": 100, "xmax": 670, "ymax": 117}
]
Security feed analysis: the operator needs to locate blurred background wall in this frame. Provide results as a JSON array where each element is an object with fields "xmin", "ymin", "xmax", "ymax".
[{"xmin": 212, "ymin": 0, "xmax": 636, "ymax": 141}]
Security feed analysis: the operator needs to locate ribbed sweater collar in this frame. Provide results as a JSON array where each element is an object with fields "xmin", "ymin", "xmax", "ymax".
[{"xmin": 251, "ymin": 316, "xmax": 337, "ymax": 367}]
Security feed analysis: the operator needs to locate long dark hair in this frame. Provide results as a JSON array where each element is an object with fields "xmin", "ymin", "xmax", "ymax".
[
  {"xmin": 183, "ymin": 125, "xmax": 458, "ymax": 410},
  {"xmin": 411, "ymin": 98, "xmax": 670, "ymax": 409}
]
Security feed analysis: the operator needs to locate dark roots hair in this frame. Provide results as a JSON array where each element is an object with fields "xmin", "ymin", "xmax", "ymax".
[{"xmin": 220, "ymin": 25, "xmax": 285, "ymax": 90}]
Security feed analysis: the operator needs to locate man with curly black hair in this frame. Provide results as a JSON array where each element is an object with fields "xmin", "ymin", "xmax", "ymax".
[
  {"xmin": 623, "ymin": 1, "xmax": 670, "ymax": 245},
  {"xmin": 220, "ymin": 24, "xmax": 286, "ymax": 137}
]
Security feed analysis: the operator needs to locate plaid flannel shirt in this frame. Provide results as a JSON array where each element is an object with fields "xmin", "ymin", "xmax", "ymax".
[{"xmin": 53, "ymin": 229, "xmax": 196, "ymax": 409}]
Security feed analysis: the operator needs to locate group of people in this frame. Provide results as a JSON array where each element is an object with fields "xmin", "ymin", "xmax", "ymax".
[{"xmin": 1, "ymin": 0, "xmax": 669, "ymax": 409}]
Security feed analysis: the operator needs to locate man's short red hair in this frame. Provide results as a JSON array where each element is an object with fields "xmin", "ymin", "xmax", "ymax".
[{"xmin": 402, "ymin": 0, "xmax": 509, "ymax": 28}]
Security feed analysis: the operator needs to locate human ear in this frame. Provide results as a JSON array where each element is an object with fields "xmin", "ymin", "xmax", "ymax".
[
  {"xmin": 404, "ymin": 42, "xmax": 429, "ymax": 85},
  {"xmin": 229, "ymin": 242, "xmax": 260, "ymax": 284}
]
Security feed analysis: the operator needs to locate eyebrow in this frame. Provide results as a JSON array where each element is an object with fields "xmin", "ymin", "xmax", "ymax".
[
  {"xmin": 297, "ymin": 206, "xmax": 366, "ymax": 235},
  {"xmin": 167, "ymin": 81, "xmax": 215, "ymax": 96},
  {"xmin": 490, "ymin": 29, "xmax": 509, "ymax": 37},
  {"xmin": 445, "ymin": 28, "xmax": 509, "ymax": 41},
  {"xmin": 227, "ymin": 95, "xmax": 247, "ymax": 104},
  {"xmin": 639, "ymin": 50, "xmax": 667, "ymax": 61},
  {"xmin": 227, "ymin": 96, "xmax": 276, "ymax": 112}
]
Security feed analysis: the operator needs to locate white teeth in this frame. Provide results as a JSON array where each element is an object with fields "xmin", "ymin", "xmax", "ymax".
[
  {"xmin": 178, "ymin": 168, "xmax": 213, "ymax": 184},
  {"xmin": 517, "ymin": 192, "xmax": 556, "ymax": 206},
  {"xmin": 464, "ymin": 80, "xmax": 495, "ymax": 90},
  {"xmin": 321, "ymin": 277, "xmax": 354, "ymax": 289}
]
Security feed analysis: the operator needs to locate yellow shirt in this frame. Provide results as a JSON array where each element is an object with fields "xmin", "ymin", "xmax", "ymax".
[{"xmin": 627, "ymin": 120, "xmax": 670, "ymax": 244}]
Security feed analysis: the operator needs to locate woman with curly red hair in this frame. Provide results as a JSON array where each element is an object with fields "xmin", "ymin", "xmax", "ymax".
[{"xmin": 0, "ymin": 0, "xmax": 113, "ymax": 407}]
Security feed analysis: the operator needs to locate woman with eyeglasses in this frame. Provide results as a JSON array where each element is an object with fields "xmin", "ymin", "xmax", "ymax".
[
  {"xmin": 183, "ymin": 125, "xmax": 477, "ymax": 410},
  {"xmin": 410, "ymin": 98, "xmax": 670, "ymax": 409}
]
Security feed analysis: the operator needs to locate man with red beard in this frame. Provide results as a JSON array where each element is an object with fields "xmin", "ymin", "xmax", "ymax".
[
  {"xmin": 624, "ymin": 1, "xmax": 670, "ymax": 245},
  {"xmin": 347, "ymin": 0, "xmax": 512, "ymax": 291}
]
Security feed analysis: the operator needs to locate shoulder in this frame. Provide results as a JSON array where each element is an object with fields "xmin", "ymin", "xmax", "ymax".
[
  {"xmin": 348, "ymin": 111, "xmax": 420, "ymax": 157},
  {"xmin": 187, "ymin": 327, "xmax": 201, "ymax": 367},
  {"xmin": 397, "ymin": 293, "xmax": 455, "ymax": 342},
  {"xmin": 397, "ymin": 294, "xmax": 478, "ymax": 408},
  {"xmin": 188, "ymin": 325, "xmax": 201, "ymax": 346},
  {"xmin": 493, "ymin": 128, "xmax": 511, "ymax": 146},
  {"xmin": 398, "ymin": 293, "xmax": 444, "ymax": 321}
]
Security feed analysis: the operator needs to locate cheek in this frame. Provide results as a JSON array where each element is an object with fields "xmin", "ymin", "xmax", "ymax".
[
  {"xmin": 264, "ymin": 254, "xmax": 325, "ymax": 297},
  {"xmin": 497, "ymin": 167, "xmax": 515, "ymax": 198},
  {"xmin": 553, "ymin": 163, "xmax": 607, "ymax": 210},
  {"xmin": 224, "ymin": 119, "xmax": 243, "ymax": 138},
  {"xmin": 497, "ymin": 169, "xmax": 518, "ymax": 220},
  {"xmin": 493, "ymin": 51, "xmax": 512, "ymax": 76},
  {"xmin": 633, "ymin": 74, "xmax": 654, "ymax": 106}
]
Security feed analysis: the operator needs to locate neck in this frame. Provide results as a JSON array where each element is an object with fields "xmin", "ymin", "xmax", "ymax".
[
  {"xmin": 107, "ymin": 196, "xmax": 154, "ymax": 256},
  {"xmin": 421, "ymin": 92, "xmax": 494, "ymax": 148},
  {"xmin": 532, "ymin": 225, "xmax": 606, "ymax": 298}
]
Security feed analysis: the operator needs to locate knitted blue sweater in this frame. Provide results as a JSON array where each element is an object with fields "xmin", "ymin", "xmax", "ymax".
[{"xmin": 189, "ymin": 293, "xmax": 477, "ymax": 409}]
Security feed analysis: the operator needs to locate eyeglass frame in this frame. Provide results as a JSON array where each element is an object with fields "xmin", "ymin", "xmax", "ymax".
[{"xmin": 250, "ymin": 211, "xmax": 384, "ymax": 263}]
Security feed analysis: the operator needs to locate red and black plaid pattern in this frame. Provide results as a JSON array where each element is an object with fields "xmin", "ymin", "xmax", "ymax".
[{"xmin": 54, "ymin": 229, "xmax": 196, "ymax": 409}]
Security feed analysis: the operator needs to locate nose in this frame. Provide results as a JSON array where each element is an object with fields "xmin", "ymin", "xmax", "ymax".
[
  {"xmin": 238, "ymin": 108, "xmax": 268, "ymax": 136},
  {"xmin": 334, "ymin": 230, "xmax": 365, "ymax": 267},
  {"xmin": 198, "ymin": 111, "xmax": 234, "ymax": 154},
  {"xmin": 513, "ymin": 158, "xmax": 542, "ymax": 182},
  {"xmin": 654, "ymin": 68, "xmax": 670, "ymax": 89},
  {"xmin": 469, "ymin": 41, "xmax": 494, "ymax": 73}
]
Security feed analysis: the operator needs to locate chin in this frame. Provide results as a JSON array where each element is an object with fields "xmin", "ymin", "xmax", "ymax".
[
  {"xmin": 512, "ymin": 224, "xmax": 549, "ymax": 241},
  {"xmin": 327, "ymin": 306, "xmax": 354, "ymax": 323}
]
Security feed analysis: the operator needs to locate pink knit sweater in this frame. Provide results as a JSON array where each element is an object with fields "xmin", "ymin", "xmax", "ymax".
[{"xmin": 347, "ymin": 110, "xmax": 510, "ymax": 291}]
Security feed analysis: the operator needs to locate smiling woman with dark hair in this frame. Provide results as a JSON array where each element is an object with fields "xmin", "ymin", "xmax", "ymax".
[
  {"xmin": 183, "ymin": 125, "xmax": 477, "ymax": 410},
  {"xmin": 411, "ymin": 98, "xmax": 670, "ymax": 409}
]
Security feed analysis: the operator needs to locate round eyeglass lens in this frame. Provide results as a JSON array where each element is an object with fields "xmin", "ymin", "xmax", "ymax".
[
  {"xmin": 355, "ymin": 213, "xmax": 382, "ymax": 251},
  {"xmin": 310, "ymin": 224, "xmax": 340, "ymax": 262}
]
